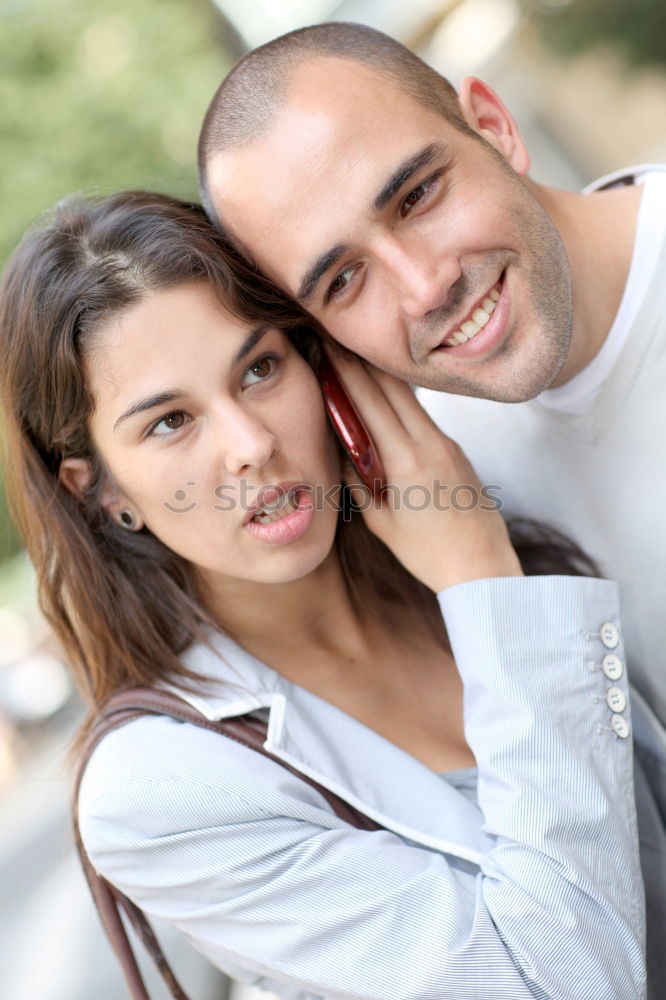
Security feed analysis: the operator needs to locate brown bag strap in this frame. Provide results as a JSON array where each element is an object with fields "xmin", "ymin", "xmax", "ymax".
[{"xmin": 73, "ymin": 686, "xmax": 381, "ymax": 1000}]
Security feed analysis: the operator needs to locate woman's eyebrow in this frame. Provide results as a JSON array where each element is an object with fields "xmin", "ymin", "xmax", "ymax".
[
  {"xmin": 113, "ymin": 326, "xmax": 270, "ymax": 432},
  {"xmin": 231, "ymin": 324, "xmax": 269, "ymax": 367},
  {"xmin": 114, "ymin": 391, "xmax": 187, "ymax": 432}
]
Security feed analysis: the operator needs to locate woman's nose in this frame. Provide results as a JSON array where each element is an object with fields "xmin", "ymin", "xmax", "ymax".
[{"xmin": 220, "ymin": 409, "xmax": 278, "ymax": 478}]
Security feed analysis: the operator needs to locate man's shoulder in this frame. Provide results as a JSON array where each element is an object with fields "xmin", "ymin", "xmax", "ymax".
[{"xmin": 582, "ymin": 163, "xmax": 666, "ymax": 194}]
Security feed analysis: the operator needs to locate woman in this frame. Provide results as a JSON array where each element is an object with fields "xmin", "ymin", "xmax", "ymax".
[{"xmin": 0, "ymin": 191, "xmax": 660, "ymax": 999}]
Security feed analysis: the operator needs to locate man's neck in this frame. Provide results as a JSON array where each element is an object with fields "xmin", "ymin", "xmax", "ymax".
[{"xmin": 526, "ymin": 177, "xmax": 644, "ymax": 387}]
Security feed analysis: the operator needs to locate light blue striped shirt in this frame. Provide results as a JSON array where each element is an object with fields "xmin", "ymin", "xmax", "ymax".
[{"xmin": 79, "ymin": 577, "xmax": 662, "ymax": 999}]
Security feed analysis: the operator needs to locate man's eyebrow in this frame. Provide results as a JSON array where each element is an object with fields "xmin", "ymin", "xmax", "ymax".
[
  {"xmin": 296, "ymin": 143, "xmax": 450, "ymax": 306},
  {"xmin": 113, "ymin": 326, "xmax": 269, "ymax": 432},
  {"xmin": 371, "ymin": 142, "xmax": 448, "ymax": 215},
  {"xmin": 297, "ymin": 244, "xmax": 351, "ymax": 305}
]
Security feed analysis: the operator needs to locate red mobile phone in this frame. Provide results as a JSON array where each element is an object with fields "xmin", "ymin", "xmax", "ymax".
[{"xmin": 317, "ymin": 354, "xmax": 386, "ymax": 499}]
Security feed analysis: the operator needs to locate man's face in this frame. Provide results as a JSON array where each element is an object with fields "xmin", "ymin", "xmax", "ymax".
[{"xmin": 208, "ymin": 59, "xmax": 572, "ymax": 401}]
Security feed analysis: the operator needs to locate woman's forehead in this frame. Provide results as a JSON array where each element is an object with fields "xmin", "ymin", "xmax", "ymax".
[
  {"xmin": 92, "ymin": 283, "xmax": 255, "ymax": 354},
  {"xmin": 83, "ymin": 283, "xmax": 265, "ymax": 403}
]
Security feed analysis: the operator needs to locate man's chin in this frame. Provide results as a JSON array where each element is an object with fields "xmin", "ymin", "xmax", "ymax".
[
  {"xmin": 355, "ymin": 321, "xmax": 571, "ymax": 401},
  {"xmin": 412, "ymin": 348, "xmax": 569, "ymax": 402}
]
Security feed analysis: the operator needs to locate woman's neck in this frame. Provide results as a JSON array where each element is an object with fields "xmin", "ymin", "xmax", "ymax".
[
  {"xmin": 199, "ymin": 545, "xmax": 471, "ymax": 773},
  {"xmin": 199, "ymin": 549, "xmax": 378, "ymax": 667}
]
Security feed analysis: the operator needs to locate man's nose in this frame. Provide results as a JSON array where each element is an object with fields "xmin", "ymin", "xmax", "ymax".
[
  {"xmin": 377, "ymin": 237, "xmax": 461, "ymax": 319},
  {"xmin": 217, "ymin": 406, "xmax": 278, "ymax": 478}
]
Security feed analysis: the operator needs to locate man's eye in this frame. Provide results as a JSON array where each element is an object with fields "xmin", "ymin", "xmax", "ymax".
[
  {"xmin": 150, "ymin": 411, "xmax": 190, "ymax": 437},
  {"xmin": 401, "ymin": 171, "xmax": 444, "ymax": 218},
  {"xmin": 328, "ymin": 265, "xmax": 357, "ymax": 301},
  {"xmin": 242, "ymin": 354, "xmax": 280, "ymax": 387},
  {"xmin": 401, "ymin": 182, "xmax": 428, "ymax": 217}
]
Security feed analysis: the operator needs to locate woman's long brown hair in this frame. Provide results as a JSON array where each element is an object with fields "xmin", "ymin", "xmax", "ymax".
[{"xmin": 0, "ymin": 191, "xmax": 598, "ymax": 763}]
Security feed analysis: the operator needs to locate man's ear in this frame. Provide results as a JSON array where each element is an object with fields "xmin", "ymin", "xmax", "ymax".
[{"xmin": 458, "ymin": 77, "xmax": 531, "ymax": 176}]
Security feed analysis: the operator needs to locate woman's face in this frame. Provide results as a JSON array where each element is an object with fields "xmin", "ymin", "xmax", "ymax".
[{"xmin": 84, "ymin": 281, "xmax": 342, "ymax": 586}]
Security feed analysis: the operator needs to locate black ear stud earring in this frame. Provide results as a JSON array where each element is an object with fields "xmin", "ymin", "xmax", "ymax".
[{"xmin": 119, "ymin": 509, "xmax": 137, "ymax": 531}]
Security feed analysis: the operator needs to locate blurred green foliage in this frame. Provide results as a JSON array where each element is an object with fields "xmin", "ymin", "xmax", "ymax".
[
  {"xmin": 529, "ymin": 0, "xmax": 666, "ymax": 69},
  {"xmin": 0, "ymin": 0, "xmax": 233, "ymax": 563}
]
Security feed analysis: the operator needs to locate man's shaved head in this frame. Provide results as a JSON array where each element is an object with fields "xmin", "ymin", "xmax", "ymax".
[
  {"xmin": 197, "ymin": 21, "xmax": 477, "ymax": 225},
  {"xmin": 197, "ymin": 21, "xmax": 573, "ymax": 403}
]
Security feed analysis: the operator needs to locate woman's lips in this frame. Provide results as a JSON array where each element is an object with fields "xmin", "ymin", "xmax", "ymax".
[
  {"xmin": 434, "ymin": 273, "xmax": 510, "ymax": 359},
  {"xmin": 242, "ymin": 480, "xmax": 304, "ymax": 525},
  {"xmin": 244, "ymin": 487, "xmax": 315, "ymax": 546}
]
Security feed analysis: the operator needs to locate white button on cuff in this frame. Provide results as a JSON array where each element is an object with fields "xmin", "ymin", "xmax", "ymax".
[
  {"xmin": 611, "ymin": 714, "xmax": 630, "ymax": 739},
  {"xmin": 606, "ymin": 686, "xmax": 627, "ymax": 713},
  {"xmin": 602, "ymin": 654, "xmax": 623, "ymax": 680},
  {"xmin": 600, "ymin": 622, "xmax": 620, "ymax": 648}
]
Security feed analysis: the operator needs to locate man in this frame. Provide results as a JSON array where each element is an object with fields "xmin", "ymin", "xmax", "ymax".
[{"xmin": 197, "ymin": 22, "xmax": 666, "ymax": 728}]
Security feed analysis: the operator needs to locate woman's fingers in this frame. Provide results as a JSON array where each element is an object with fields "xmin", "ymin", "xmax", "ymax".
[
  {"xmin": 322, "ymin": 341, "xmax": 410, "ymax": 447},
  {"xmin": 322, "ymin": 341, "xmax": 472, "ymax": 489},
  {"xmin": 324, "ymin": 341, "xmax": 451, "ymax": 444},
  {"xmin": 322, "ymin": 341, "xmax": 522, "ymax": 593}
]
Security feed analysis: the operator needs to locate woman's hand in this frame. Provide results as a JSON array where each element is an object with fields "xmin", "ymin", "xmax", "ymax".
[{"xmin": 325, "ymin": 343, "xmax": 523, "ymax": 593}]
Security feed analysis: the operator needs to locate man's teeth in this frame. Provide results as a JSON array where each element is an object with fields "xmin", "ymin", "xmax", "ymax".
[
  {"xmin": 252, "ymin": 494, "xmax": 298, "ymax": 524},
  {"xmin": 443, "ymin": 286, "xmax": 500, "ymax": 347}
]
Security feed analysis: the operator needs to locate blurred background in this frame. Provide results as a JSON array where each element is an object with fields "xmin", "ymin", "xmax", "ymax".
[{"xmin": 0, "ymin": 1, "xmax": 665, "ymax": 997}]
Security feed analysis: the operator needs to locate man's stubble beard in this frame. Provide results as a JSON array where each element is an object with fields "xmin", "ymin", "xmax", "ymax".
[{"xmin": 410, "ymin": 177, "xmax": 573, "ymax": 403}]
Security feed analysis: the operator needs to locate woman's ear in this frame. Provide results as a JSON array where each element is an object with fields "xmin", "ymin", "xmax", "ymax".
[
  {"xmin": 59, "ymin": 457, "xmax": 143, "ymax": 529},
  {"xmin": 458, "ymin": 77, "xmax": 531, "ymax": 176},
  {"xmin": 58, "ymin": 457, "xmax": 94, "ymax": 500}
]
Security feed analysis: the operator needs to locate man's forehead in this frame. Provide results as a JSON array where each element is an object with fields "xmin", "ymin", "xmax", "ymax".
[
  {"xmin": 208, "ymin": 110, "xmax": 377, "ymax": 289},
  {"xmin": 209, "ymin": 54, "xmax": 452, "ymax": 201},
  {"xmin": 208, "ymin": 117, "xmax": 360, "ymax": 276},
  {"xmin": 207, "ymin": 59, "xmax": 461, "ymax": 292},
  {"xmin": 209, "ymin": 67, "xmax": 389, "ymax": 205},
  {"xmin": 282, "ymin": 55, "xmax": 396, "ymax": 113}
]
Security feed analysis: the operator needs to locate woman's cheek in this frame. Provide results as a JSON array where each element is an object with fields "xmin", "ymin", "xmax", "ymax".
[{"xmin": 304, "ymin": 378, "xmax": 340, "ymax": 474}]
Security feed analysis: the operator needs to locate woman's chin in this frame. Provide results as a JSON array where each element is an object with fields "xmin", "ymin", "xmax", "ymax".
[
  {"xmin": 192, "ymin": 522, "xmax": 338, "ymax": 590},
  {"xmin": 248, "ymin": 530, "xmax": 338, "ymax": 586}
]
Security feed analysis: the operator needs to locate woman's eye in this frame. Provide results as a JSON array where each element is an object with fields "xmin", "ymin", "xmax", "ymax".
[
  {"xmin": 242, "ymin": 354, "xmax": 279, "ymax": 387},
  {"xmin": 150, "ymin": 411, "xmax": 190, "ymax": 437}
]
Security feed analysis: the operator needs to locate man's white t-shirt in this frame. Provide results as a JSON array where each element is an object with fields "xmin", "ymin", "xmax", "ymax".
[{"xmin": 537, "ymin": 165, "xmax": 666, "ymax": 415}]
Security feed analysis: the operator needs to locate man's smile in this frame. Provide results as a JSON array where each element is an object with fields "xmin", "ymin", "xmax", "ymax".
[
  {"xmin": 439, "ymin": 279, "xmax": 502, "ymax": 347},
  {"xmin": 431, "ymin": 270, "xmax": 511, "ymax": 360}
]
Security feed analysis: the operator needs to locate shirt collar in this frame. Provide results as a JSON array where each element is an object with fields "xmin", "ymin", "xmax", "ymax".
[{"xmin": 158, "ymin": 627, "xmax": 489, "ymax": 864}]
